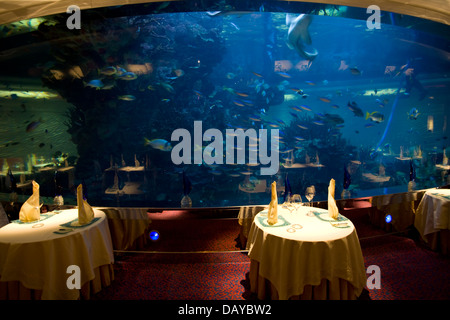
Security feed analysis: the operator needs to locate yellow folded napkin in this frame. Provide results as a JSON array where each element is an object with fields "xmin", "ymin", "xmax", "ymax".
[
  {"xmin": 267, "ymin": 181, "xmax": 278, "ymax": 225},
  {"xmin": 19, "ymin": 180, "xmax": 41, "ymax": 222},
  {"xmin": 328, "ymin": 178, "xmax": 339, "ymax": 220},
  {"xmin": 77, "ymin": 184, "xmax": 94, "ymax": 225}
]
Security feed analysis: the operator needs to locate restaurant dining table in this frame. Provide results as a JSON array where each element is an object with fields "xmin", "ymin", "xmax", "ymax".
[
  {"xmin": 237, "ymin": 205, "xmax": 267, "ymax": 249},
  {"xmin": 0, "ymin": 208, "xmax": 114, "ymax": 300},
  {"xmin": 246, "ymin": 205, "xmax": 367, "ymax": 300},
  {"xmin": 414, "ymin": 188, "xmax": 450, "ymax": 255},
  {"xmin": 96, "ymin": 207, "xmax": 151, "ymax": 251}
]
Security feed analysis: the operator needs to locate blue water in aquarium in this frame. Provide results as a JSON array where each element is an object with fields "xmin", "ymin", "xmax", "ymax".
[{"xmin": 0, "ymin": 2, "xmax": 449, "ymax": 208}]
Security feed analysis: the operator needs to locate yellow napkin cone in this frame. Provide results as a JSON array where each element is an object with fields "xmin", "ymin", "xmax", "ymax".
[
  {"xmin": 19, "ymin": 180, "xmax": 41, "ymax": 222},
  {"xmin": 267, "ymin": 181, "xmax": 278, "ymax": 225},
  {"xmin": 77, "ymin": 184, "xmax": 94, "ymax": 225},
  {"xmin": 328, "ymin": 178, "xmax": 339, "ymax": 219}
]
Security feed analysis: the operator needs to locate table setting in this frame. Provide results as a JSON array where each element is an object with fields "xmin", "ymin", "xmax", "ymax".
[
  {"xmin": 0, "ymin": 182, "xmax": 114, "ymax": 300},
  {"xmin": 246, "ymin": 179, "xmax": 367, "ymax": 300}
]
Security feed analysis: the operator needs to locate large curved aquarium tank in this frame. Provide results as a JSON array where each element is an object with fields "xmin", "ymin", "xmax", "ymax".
[{"xmin": 0, "ymin": 0, "xmax": 449, "ymax": 209}]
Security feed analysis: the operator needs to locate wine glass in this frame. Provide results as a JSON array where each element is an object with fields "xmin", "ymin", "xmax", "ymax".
[
  {"xmin": 282, "ymin": 193, "xmax": 291, "ymax": 208},
  {"xmin": 283, "ymin": 194, "xmax": 295, "ymax": 213},
  {"xmin": 305, "ymin": 186, "xmax": 315, "ymax": 207},
  {"xmin": 53, "ymin": 195, "xmax": 64, "ymax": 213},
  {"xmin": 290, "ymin": 194, "xmax": 302, "ymax": 211}
]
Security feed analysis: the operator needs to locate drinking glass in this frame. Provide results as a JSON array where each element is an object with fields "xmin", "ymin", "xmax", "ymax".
[
  {"xmin": 284, "ymin": 195, "xmax": 295, "ymax": 213},
  {"xmin": 53, "ymin": 195, "xmax": 64, "ymax": 213},
  {"xmin": 290, "ymin": 194, "xmax": 302, "ymax": 211},
  {"xmin": 305, "ymin": 186, "xmax": 315, "ymax": 207}
]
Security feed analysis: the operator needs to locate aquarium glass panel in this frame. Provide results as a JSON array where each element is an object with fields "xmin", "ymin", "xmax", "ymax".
[{"xmin": 0, "ymin": 1, "xmax": 449, "ymax": 208}]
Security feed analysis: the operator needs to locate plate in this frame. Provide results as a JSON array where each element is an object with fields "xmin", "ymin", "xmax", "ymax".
[
  {"xmin": 53, "ymin": 228, "xmax": 73, "ymax": 234},
  {"xmin": 32, "ymin": 223, "xmax": 44, "ymax": 228},
  {"xmin": 257, "ymin": 215, "xmax": 290, "ymax": 228}
]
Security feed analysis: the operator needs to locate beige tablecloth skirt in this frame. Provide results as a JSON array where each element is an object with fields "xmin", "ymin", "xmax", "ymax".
[
  {"xmin": 249, "ymin": 260, "xmax": 357, "ymax": 300},
  {"xmin": 238, "ymin": 206, "xmax": 266, "ymax": 248},
  {"xmin": 0, "ymin": 264, "xmax": 114, "ymax": 300},
  {"xmin": 414, "ymin": 190, "xmax": 450, "ymax": 255},
  {"xmin": 97, "ymin": 207, "xmax": 151, "ymax": 250},
  {"xmin": 422, "ymin": 230, "xmax": 450, "ymax": 255},
  {"xmin": 369, "ymin": 191, "xmax": 424, "ymax": 232}
]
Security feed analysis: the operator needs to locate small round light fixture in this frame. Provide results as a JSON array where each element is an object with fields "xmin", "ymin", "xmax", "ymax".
[
  {"xmin": 385, "ymin": 214, "xmax": 392, "ymax": 224},
  {"xmin": 149, "ymin": 230, "xmax": 160, "ymax": 241}
]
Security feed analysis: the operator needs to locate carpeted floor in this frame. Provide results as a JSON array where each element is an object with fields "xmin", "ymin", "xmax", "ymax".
[{"xmin": 92, "ymin": 211, "xmax": 450, "ymax": 300}]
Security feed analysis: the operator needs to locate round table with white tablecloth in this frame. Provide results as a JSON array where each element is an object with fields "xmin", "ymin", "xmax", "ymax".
[
  {"xmin": 0, "ymin": 209, "xmax": 114, "ymax": 300},
  {"xmin": 414, "ymin": 188, "xmax": 450, "ymax": 255},
  {"xmin": 246, "ymin": 205, "xmax": 367, "ymax": 300}
]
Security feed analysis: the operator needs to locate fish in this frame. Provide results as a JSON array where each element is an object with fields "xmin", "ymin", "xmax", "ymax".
[
  {"xmin": 289, "ymin": 111, "xmax": 299, "ymax": 119},
  {"xmin": 349, "ymin": 67, "xmax": 362, "ymax": 76},
  {"xmin": 299, "ymin": 105, "xmax": 311, "ymax": 111},
  {"xmin": 117, "ymin": 72, "xmax": 137, "ymax": 80},
  {"xmin": 233, "ymin": 100, "xmax": 245, "ymax": 107},
  {"xmin": 234, "ymin": 91, "xmax": 249, "ymax": 97},
  {"xmin": 39, "ymin": 143, "xmax": 45, "ymax": 148},
  {"xmin": 118, "ymin": 95, "xmax": 136, "ymax": 101},
  {"xmin": 366, "ymin": 111, "xmax": 385, "ymax": 123},
  {"xmin": 249, "ymin": 114, "xmax": 262, "ymax": 122},
  {"xmin": 26, "ymin": 118, "xmax": 43, "ymax": 132},
  {"xmin": 305, "ymin": 80, "xmax": 315, "ymax": 86},
  {"xmin": 286, "ymin": 14, "xmax": 318, "ymax": 60},
  {"xmin": 319, "ymin": 97, "xmax": 331, "ymax": 103},
  {"xmin": 252, "ymin": 71, "xmax": 263, "ymax": 77},
  {"xmin": 331, "ymin": 104, "xmax": 339, "ymax": 109},
  {"xmin": 99, "ymin": 66, "xmax": 117, "ymax": 76},
  {"xmin": 407, "ymin": 108, "xmax": 420, "ymax": 120},
  {"xmin": 323, "ymin": 113, "xmax": 344, "ymax": 125},
  {"xmin": 276, "ymin": 72, "xmax": 291, "ymax": 78},
  {"xmin": 193, "ymin": 90, "xmax": 203, "ymax": 97},
  {"xmin": 144, "ymin": 138, "xmax": 172, "ymax": 151},
  {"xmin": 291, "ymin": 106, "xmax": 303, "ymax": 112},
  {"xmin": 297, "ymin": 124, "xmax": 309, "ymax": 130},
  {"xmin": 313, "ymin": 120, "xmax": 324, "ymax": 126},
  {"xmin": 347, "ymin": 101, "xmax": 363, "ymax": 117},
  {"xmin": 115, "ymin": 66, "xmax": 127, "ymax": 75},
  {"xmin": 290, "ymin": 87, "xmax": 303, "ymax": 94},
  {"xmin": 226, "ymin": 72, "xmax": 236, "ymax": 79},
  {"xmin": 230, "ymin": 22, "xmax": 240, "ymax": 30},
  {"xmin": 84, "ymin": 79, "xmax": 104, "ymax": 89},
  {"xmin": 160, "ymin": 82, "xmax": 175, "ymax": 94}
]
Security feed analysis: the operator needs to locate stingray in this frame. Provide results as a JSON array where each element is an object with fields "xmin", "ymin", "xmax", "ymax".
[{"xmin": 286, "ymin": 14, "xmax": 318, "ymax": 61}]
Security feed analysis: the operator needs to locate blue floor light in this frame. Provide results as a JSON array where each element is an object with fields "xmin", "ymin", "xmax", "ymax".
[
  {"xmin": 149, "ymin": 230, "xmax": 160, "ymax": 241},
  {"xmin": 385, "ymin": 214, "xmax": 392, "ymax": 224}
]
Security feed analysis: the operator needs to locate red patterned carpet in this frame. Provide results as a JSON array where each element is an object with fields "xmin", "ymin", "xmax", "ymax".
[{"xmin": 92, "ymin": 211, "xmax": 450, "ymax": 300}]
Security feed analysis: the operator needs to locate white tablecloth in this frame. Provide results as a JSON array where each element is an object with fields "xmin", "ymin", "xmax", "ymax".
[
  {"xmin": 246, "ymin": 205, "xmax": 366, "ymax": 300},
  {"xmin": 415, "ymin": 188, "xmax": 450, "ymax": 239},
  {"xmin": 0, "ymin": 209, "xmax": 114, "ymax": 300}
]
